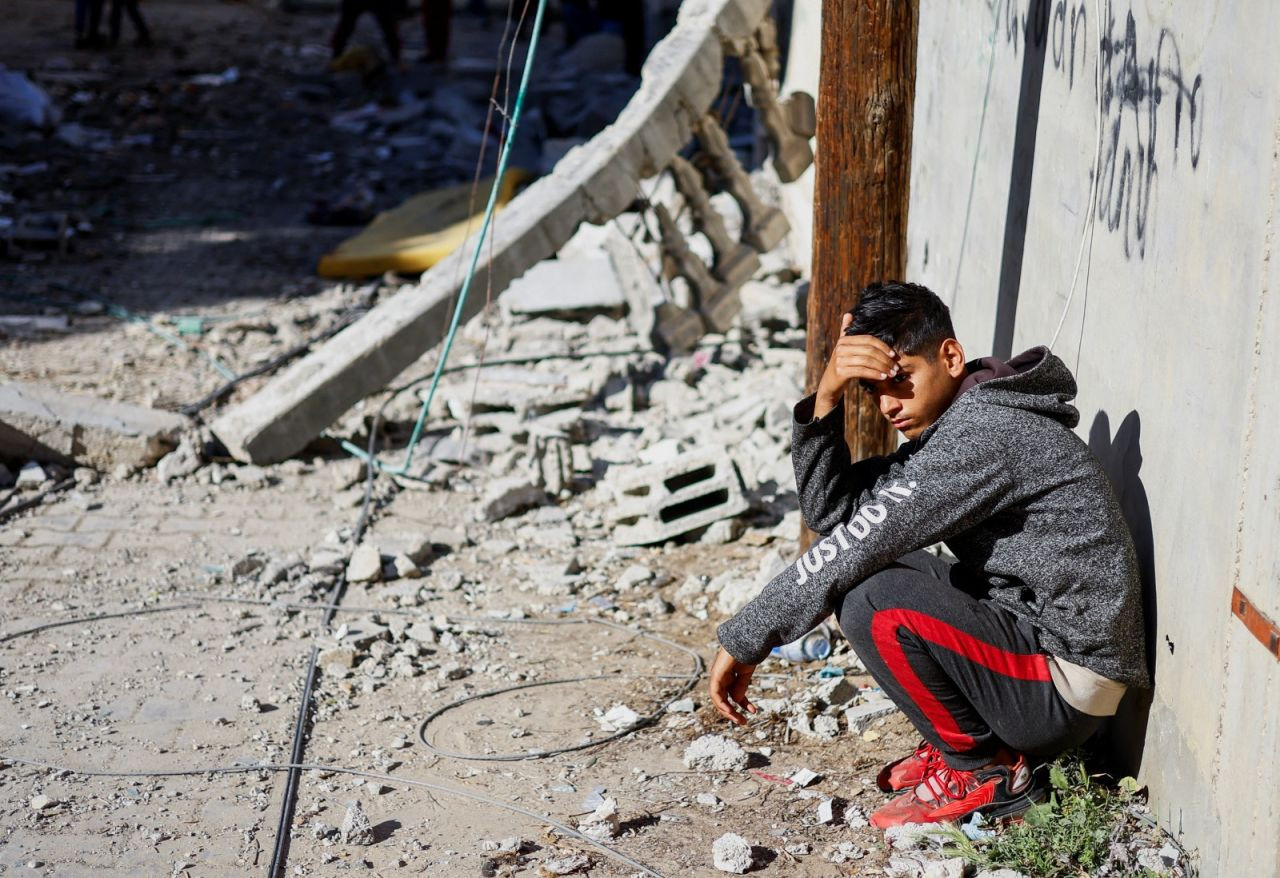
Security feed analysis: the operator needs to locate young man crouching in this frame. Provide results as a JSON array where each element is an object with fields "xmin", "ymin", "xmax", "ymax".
[{"xmin": 709, "ymin": 281, "xmax": 1148, "ymax": 828}]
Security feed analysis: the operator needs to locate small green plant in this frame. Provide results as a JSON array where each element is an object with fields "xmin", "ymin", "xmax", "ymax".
[{"xmin": 941, "ymin": 756, "xmax": 1147, "ymax": 878}]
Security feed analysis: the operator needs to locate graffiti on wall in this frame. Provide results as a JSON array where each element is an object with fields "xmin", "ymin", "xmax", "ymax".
[{"xmin": 994, "ymin": 0, "xmax": 1206, "ymax": 259}]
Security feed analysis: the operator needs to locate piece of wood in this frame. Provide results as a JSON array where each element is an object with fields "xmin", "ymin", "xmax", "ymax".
[{"xmin": 803, "ymin": 0, "xmax": 918, "ymax": 545}]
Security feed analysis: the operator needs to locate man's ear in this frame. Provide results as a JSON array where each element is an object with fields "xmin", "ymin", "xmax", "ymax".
[{"xmin": 941, "ymin": 338, "xmax": 966, "ymax": 377}]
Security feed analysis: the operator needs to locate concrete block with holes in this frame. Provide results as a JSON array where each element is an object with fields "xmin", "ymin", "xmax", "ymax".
[{"xmin": 605, "ymin": 447, "xmax": 749, "ymax": 545}]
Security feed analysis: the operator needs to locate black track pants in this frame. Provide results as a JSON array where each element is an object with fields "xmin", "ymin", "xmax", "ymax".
[{"xmin": 836, "ymin": 550, "xmax": 1103, "ymax": 770}]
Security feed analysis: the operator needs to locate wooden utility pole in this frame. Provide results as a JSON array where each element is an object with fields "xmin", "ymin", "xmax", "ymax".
[{"xmin": 804, "ymin": 0, "xmax": 918, "ymax": 480}]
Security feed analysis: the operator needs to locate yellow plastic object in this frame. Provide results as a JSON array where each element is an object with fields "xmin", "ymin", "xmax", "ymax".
[{"xmin": 317, "ymin": 169, "xmax": 532, "ymax": 279}]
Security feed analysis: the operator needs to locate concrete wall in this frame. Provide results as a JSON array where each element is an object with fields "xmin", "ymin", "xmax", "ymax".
[{"xmin": 780, "ymin": 2, "xmax": 1280, "ymax": 874}]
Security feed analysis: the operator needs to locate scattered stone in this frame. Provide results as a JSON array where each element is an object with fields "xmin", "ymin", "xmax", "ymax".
[
  {"xmin": 403, "ymin": 623, "xmax": 436, "ymax": 645},
  {"xmin": 16, "ymin": 461, "xmax": 46, "ymax": 488},
  {"xmin": 683, "ymin": 735, "xmax": 749, "ymax": 772},
  {"xmin": 884, "ymin": 822, "xmax": 951, "ymax": 851},
  {"xmin": 239, "ymin": 695, "xmax": 263, "ymax": 713},
  {"xmin": 816, "ymin": 798, "xmax": 837, "ymax": 824},
  {"xmin": 784, "ymin": 842, "xmax": 811, "ymax": 856},
  {"xmin": 597, "ymin": 703, "xmax": 642, "ymax": 733},
  {"xmin": 479, "ymin": 476, "xmax": 548, "ymax": 522},
  {"xmin": 666, "ymin": 697, "xmax": 695, "ymax": 713},
  {"xmin": 845, "ymin": 699, "xmax": 899, "ymax": 733},
  {"xmin": 615, "ymin": 563, "xmax": 653, "ymax": 590},
  {"xmin": 695, "ymin": 792, "xmax": 721, "ymax": 807},
  {"xmin": 339, "ymin": 799, "xmax": 375, "ymax": 845},
  {"xmin": 789, "ymin": 767, "xmax": 820, "ymax": 788},
  {"xmin": 391, "ymin": 553, "xmax": 422, "ymax": 579},
  {"xmin": 826, "ymin": 841, "xmax": 865, "ymax": 864},
  {"xmin": 844, "ymin": 804, "xmax": 868, "ymax": 829},
  {"xmin": 576, "ymin": 797, "xmax": 620, "ymax": 841},
  {"xmin": 231, "ymin": 553, "xmax": 266, "ymax": 579},
  {"xmin": 711, "ymin": 833, "xmax": 754, "ymax": 874},
  {"xmin": 922, "ymin": 858, "xmax": 969, "ymax": 878},
  {"xmin": 29, "ymin": 793, "xmax": 54, "ymax": 811},
  {"xmin": 346, "ymin": 544, "xmax": 383, "ymax": 583},
  {"xmin": 319, "ymin": 646, "xmax": 358, "ymax": 673},
  {"xmin": 311, "ymin": 821, "xmax": 338, "ymax": 841},
  {"xmin": 439, "ymin": 663, "xmax": 470, "ymax": 681},
  {"xmin": 789, "ymin": 713, "xmax": 839, "ymax": 740},
  {"xmin": 308, "ymin": 547, "xmax": 348, "ymax": 575},
  {"xmin": 538, "ymin": 852, "xmax": 592, "ymax": 876},
  {"xmin": 155, "ymin": 434, "xmax": 202, "ymax": 483},
  {"xmin": 974, "ymin": 870, "xmax": 1030, "ymax": 878}
]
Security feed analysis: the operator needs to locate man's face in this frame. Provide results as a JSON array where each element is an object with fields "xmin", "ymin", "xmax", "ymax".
[{"xmin": 858, "ymin": 339, "xmax": 966, "ymax": 440}]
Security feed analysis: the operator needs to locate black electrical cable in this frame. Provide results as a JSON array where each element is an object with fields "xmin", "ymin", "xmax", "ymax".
[{"xmin": 0, "ymin": 477, "xmax": 75, "ymax": 525}]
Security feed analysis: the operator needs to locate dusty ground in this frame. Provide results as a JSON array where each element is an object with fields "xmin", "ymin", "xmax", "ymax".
[
  {"xmin": 0, "ymin": 3, "xmax": 1191, "ymax": 877},
  {"xmin": 1, "ymin": 5, "xmax": 921, "ymax": 876}
]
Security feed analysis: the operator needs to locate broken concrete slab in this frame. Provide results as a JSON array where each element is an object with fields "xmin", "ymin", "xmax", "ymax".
[
  {"xmin": 0, "ymin": 380, "xmax": 185, "ymax": 470},
  {"xmin": 211, "ymin": 0, "xmax": 755, "ymax": 463},
  {"xmin": 503, "ymin": 253, "xmax": 625, "ymax": 317}
]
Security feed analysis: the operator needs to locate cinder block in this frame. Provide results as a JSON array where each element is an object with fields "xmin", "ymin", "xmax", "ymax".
[{"xmin": 606, "ymin": 447, "xmax": 749, "ymax": 545}]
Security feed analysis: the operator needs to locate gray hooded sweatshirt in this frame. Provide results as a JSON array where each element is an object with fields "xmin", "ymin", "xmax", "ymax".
[{"xmin": 717, "ymin": 346, "xmax": 1150, "ymax": 689}]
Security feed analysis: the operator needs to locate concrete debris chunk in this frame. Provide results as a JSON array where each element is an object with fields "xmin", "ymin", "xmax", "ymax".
[
  {"xmin": 845, "ymin": 804, "xmax": 869, "ymax": 829},
  {"xmin": 614, "ymin": 563, "xmax": 654, "ymax": 590},
  {"xmin": 845, "ymin": 700, "xmax": 900, "ymax": 733},
  {"xmin": 479, "ymin": 476, "xmax": 548, "ymax": 522},
  {"xmin": 789, "ymin": 713, "xmax": 839, "ymax": 740},
  {"xmin": 390, "ymin": 553, "xmax": 421, "ymax": 579},
  {"xmin": 339, "ymin": 800, "xmax": 375, "ymax": 845},
  {"xmin": 596, "ymin": 703, "xmax": 642, "ymax": 733},
  {"xmin": 683, "ymin": 734, "xmax": 749, "ymax": 772},
  {"xmin": 239, "ymin": 695, "xmax": 263, "ymax": 713},
  {"xmin": 16, "ymin": 461, "xmax": 46, "ymax": 488},
  {"xmin": 826, "ymin": 841, "xmax": 865, "ymax": 864},
  {"xmin": 665, "ymin": 697, "xmax": 695, "ymax": 713},
  {"xmin": 816, "ymin": 797, "xmax": 837, "ymax": 824},
  {"xmin": 0, "ymin": 380, "xmax": 186, "ymax": 470},
  {"xmin": 788, "ymin": 767, "xmax": 820, "ymax": 788},
  {"xmin": 155, "ymin": 434, "xmax": 202, "ymax": 482},
  {"xmin": 346, "ymin": 544, "xmax": 383, "ymax": 583},
  {"xmin": 712, "ymin": 833, "xmax": 754, "ymax": 874},
  {"xmin": 575, "ymin": 797, "xmax": 620, "ymax": 841},
  {"xmin": 695, "ymin": 792, "xmax": 721, "ymax": 807},
  {"xmin": 885, "ymin": 822, "xmax": 951, "ymax": 851},
  {"xmin": 921, "ymin": 858, "xmax": 969, "ymax": 878},
  {"xmin": 538, "ymin": 852, "xmax": 592, "ymax": 876},
  {"xmin": 29, "ymin": 794, "xmax": 55, "ymax": 811}
]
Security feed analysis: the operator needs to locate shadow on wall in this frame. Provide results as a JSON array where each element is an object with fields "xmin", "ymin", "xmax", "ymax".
[{"xmin": 1088, "ymin": 410, "xmax": 1157, "ymax": 778}]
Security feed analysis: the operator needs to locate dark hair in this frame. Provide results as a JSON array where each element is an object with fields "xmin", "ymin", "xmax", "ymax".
[{"xmin": 846, "ymin": 281, "xmax": 955, "ymax": 359}]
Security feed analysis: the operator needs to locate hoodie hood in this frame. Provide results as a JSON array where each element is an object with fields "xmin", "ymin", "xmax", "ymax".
[{"xmin": 957, "ymin": 346, "xmax": 1080, "ymax": 429}]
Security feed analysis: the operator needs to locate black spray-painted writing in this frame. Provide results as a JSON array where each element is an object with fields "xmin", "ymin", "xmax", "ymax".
[{"xmin": 996, "ymin": 0, "xmax": 1206, "ymax": 260}]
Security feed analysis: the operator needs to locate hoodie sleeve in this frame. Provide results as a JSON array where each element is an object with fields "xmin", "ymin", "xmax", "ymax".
[
  {"xmin": 718, "ymin": 413, "xmax": 1016, "ymax": 664},
  {"xmin": 791, "ymin": 394, "xmax": 914, "ymax": 535}
]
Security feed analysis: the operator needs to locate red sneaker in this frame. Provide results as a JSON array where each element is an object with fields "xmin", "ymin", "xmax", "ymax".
[
  {"xmin": 877, "ymin": 741, "xmax": 944, "ymax": 792},
  {"xmin": 870, "ymin": 752, "xmax": 1044, "ymax": 829}
]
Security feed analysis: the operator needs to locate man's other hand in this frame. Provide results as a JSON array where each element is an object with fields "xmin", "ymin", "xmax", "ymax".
[
  {"xmin": 814, "ymin": 313, "xmax": 899, "ymax": 419},
  {"xmin": 709, "ymin": 647, "xmax": 758, "ymax": 726}
]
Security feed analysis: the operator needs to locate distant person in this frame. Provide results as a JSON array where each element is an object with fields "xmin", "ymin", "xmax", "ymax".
[
  {"xmin": 74, "ymin": 0, "xmax": 105, "ymax": 49},
  {"xmin": 331, "ymin": 0, "xmax": 403, "ymax": 67},
  {"xmin": 421, "ymin": 0, "xmax": 450, "ymax": 63},
  {"xmin": 107, "ymin": 0, "xmax": 152, "ymax": 47}
]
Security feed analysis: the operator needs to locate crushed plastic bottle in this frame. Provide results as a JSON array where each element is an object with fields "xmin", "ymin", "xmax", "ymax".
[{"xmin": 771, "ymin": 623, "xmax": 833, "ymax": 662}]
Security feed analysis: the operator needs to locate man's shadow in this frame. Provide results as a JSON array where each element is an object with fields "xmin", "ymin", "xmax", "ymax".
[{"xmin": 1087, "ymin": 411, "xmax": 1157, "ymax": 778}]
